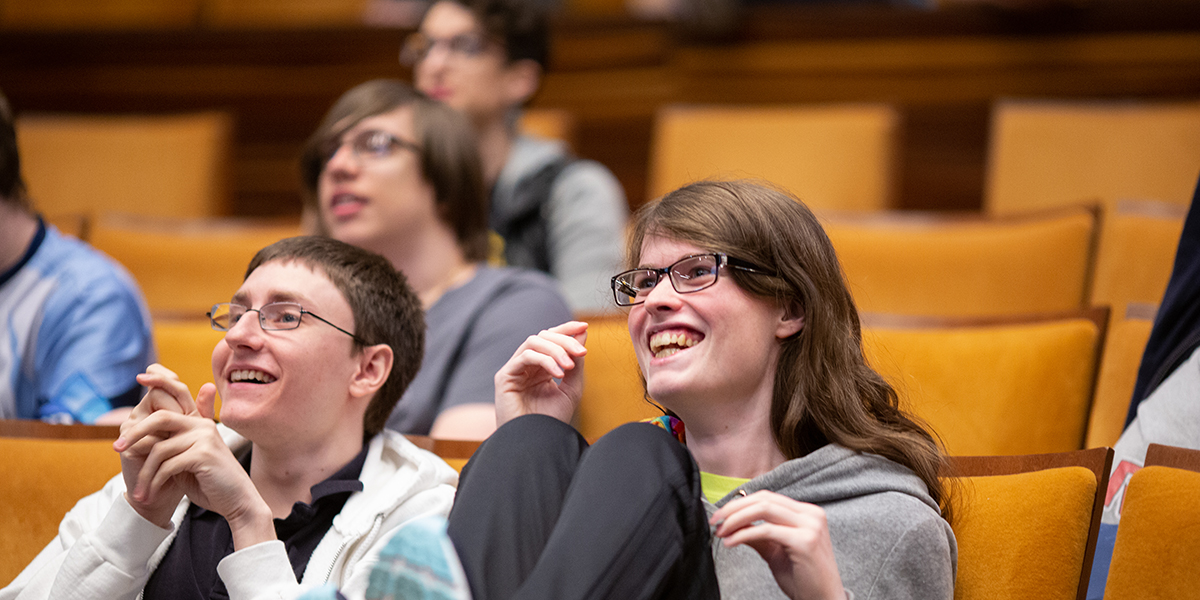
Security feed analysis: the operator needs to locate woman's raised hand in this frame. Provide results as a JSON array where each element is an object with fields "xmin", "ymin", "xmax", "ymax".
[
  {"xmin": 494, "ymin": 321, "xmax": 588, "ymax": 427},
  {"xmin": 710, "ymin": 490, "xmax": 847, "ymax": 600}
]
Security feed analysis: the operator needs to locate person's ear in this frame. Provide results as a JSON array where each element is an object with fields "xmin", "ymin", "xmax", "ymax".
[
  {"xmin": 776, "ymin": 304, "xmax": 805, "ymax": 340},
  {"xmin": 349, "ymin": 344, "xmax": 394, "ymax": 399},
  {"xmin": 502, "ymin": 59, "xmax": 541, "ymax": 107}
]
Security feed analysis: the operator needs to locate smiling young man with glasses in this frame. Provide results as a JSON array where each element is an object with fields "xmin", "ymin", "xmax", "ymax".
[
  {"xmin": 1, "ymin": 236, "xmax": 458, "ymax": 600},
  {"xmin": 405, "ymin": 0, "xmax": 628, "ymax": 313}
]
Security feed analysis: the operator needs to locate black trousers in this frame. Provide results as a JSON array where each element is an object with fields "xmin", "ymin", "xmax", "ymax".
[{"xmin": 447, "ymin": 415, "xmax": 719, "ymax": 600}]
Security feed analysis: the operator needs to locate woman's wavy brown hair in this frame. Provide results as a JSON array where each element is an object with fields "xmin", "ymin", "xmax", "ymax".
[{"xmin": 627, "ymin": 179, "xmax": 952, "ymax": 518}]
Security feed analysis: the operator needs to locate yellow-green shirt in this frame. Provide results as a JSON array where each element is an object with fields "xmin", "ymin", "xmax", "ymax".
[{"xmin": 701, "ymin": 471, "xmax": 751, "ymax": 504}]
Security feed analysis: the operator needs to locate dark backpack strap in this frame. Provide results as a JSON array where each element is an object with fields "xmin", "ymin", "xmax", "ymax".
[{"xmin": 490, "ymin": 156, "xmax": 573, "ymax": 274}]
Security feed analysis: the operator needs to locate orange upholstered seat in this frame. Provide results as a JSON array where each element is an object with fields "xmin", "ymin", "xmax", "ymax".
[
  {"xmin": 16, "ymin": 111, "xmax": 232, "ymax": 219},
  {"xmin": 824, "ymin": 207, "xmax": 1096, "ymax": 317},
  {"xmin": 863, "ymin": 310, "xmax": 1106, "ymax": 456},
  {"xmin": 90, "ymin": 214, "xmax": 301, "ymax": 317},
  {"xmin": 1086, "ymin": 308, "xmax": 1154, "ymax": 449},
  {"xmin": 518, "ymin": 108, "xmax": 578, "ymax": 149},
  {"xmin": 648, "ymin": 103, "xmax": 899, "ymax": 210},
  {"xmin": 947, "ymin": 447, "xmax": 1112, "ymax": 600},
  {"xmin": 0, "ymin": 422, "xmax": 122, "ymax": 587},
  {"xmin": 1090, "ymin": 200, "xmax": 1185, "ymax": 319},
  {"xmin": 576, "ymin": 313, "xmax": 662, "ymax": 442},
  {"xmin": 1102, "ymin": 463, "xmax": 1200, "ymax": 600},
  {"xmin": 985, "ymin": 99, "xmax": 1200, "ymax": 215}
]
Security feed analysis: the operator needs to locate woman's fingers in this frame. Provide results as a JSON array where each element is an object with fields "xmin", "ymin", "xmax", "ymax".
[
  {"xmin": 501, "ymin": 323, "xmax": 590, "ymax": 382},
  {"xmin": 712, "ymin": 490, "xmax": 845, "ymax": 600},
  {"xmin": 548, "ymin": 319, "xmax": 589, "ymax": 340},
  {"xmin": 524, "ymin": 327, "xmax": 588, "ymax": 364},
  {"xmin": 494, "ymin": 322, "xmax": 590, "ymax": 426},
  {"xmin": 712, "ymin": 491, "xmax": 821, "ymax": 537},
  {"xmin": 505, "ymin": 347, "xmax": 571, "ymax": 381}
]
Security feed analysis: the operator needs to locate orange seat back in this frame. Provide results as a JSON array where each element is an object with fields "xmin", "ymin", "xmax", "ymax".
[{"xmin": 649, "ymin": 103, "xmax": 899, "ymax": 211}]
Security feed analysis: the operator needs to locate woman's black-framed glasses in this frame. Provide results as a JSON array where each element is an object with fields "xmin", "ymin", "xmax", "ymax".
[
  {"xmin": 610, "ymin": 253, "xmax": 777, "ymax": 307},
  {"xmin": 208, "ymin": 302, "xmax": 366, "ymax": 345}
]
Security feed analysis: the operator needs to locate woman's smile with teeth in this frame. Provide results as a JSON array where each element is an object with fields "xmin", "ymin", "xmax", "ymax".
[
  {"xmin": 649, "ymin": 330, "xmax": 701, "ymax": 359},
  {"xmin": 230, "ymin": 369, "xmax": 276, "ymax": 384}
]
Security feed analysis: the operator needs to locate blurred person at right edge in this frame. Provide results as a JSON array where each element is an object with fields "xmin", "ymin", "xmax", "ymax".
[
  {"xmin": 1089, "ymin": 173, "xmax": 1200, "ymax": 599},
  {"xmin": 405, "ymin": 0, "xmax": 628, "ymax": 314}
]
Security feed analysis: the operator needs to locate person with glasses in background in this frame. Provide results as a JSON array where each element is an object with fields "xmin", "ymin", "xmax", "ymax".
[
  {"xmin": 299, "ymin": 79, "xmax": 571, "ymax": 441},
  {"xmin": 310, "ymin": 180, "xmax": 956, "ymax": 600},
  {"xmin": 0, "ymin": 90, "xmax": 153, "ymax": 426},
  {"xmin": 404, "ymin": 0, "xmax": 628, "ymax": 313},
  {"xmin": 1, "ymin": 236, "xmax": 457, "ymax": 600}
]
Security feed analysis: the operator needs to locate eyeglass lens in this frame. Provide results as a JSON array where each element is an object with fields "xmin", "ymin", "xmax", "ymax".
[
  {"xmin": 209, "ymin": 303, "xmax": 304, "ymax": 331},
  {"xmin": 324, "ymin": 130, "xmax": 412, "ymax": 163},
  {"xmin": 614, "ymin": 255, "xmax": 721, "ymax": 305}
]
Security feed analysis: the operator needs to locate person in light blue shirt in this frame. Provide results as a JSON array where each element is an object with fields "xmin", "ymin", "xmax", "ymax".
[{"xmin": 0, "ymin": 90, "xmax": 153, "ymax": 424}]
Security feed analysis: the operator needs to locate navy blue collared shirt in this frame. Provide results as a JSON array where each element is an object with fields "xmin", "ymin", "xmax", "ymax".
[{"xmin": 142, "ymin": 442, "xmax": 369, "ymax": 600}]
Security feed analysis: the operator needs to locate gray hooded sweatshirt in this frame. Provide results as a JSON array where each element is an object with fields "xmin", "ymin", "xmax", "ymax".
[{"xmin": 706, "ymin": 444, "xmax": 957, "ymax": 600}]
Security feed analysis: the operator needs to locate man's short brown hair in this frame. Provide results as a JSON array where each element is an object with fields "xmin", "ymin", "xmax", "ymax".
[{"xmin": 246, "ymin": 236, "xmax": 424, "ymax": 437}]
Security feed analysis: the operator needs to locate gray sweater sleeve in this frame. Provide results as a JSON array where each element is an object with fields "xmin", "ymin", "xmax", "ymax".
[{"xmin": 543, "ymin": 159, "xmax": 628, "ymax": 313}]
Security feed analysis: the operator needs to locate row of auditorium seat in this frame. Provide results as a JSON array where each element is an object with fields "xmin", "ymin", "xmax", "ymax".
[
  {"xmin": 16, "ymin": 100, "xmax": 1200, "ymax": 222},
  {"xmin": 45, "ymin": 198, "xmax": 1176, "ymax": 457},
  {"xmin": 54, "ymin": 200, "xmax": 1182, "ymax": 321},
  {"xmin": 3, "ymin": 419, "xmax": 1197, "ymax": 600},
  {"xmin": 650, "ymin": 100, "xmax": 1200, "ymax": 214}
]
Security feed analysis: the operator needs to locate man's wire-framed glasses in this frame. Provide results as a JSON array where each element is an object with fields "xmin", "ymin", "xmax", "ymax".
[
  {"xmin": 208, "ymin": 302, "xmax": 366, "ymax": 345},
  {"xmin": 610, "ymin": 253, "xmax": 777, "ymax": 307}
]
